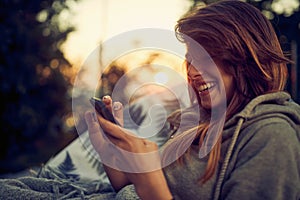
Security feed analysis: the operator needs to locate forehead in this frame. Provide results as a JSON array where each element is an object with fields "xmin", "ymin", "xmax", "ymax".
[
  {"xmin": 185, "ymin": 45, "xmax": 222, "ymax": 76},
  {"xmin": 185, "ymin": 52, "xmax": 216, "ymax": 72},
  {"xmin": 186, "ymin": 43, "xmax": 213, "ymax": 62}
]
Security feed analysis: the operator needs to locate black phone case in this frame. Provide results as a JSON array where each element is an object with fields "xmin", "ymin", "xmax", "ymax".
[{"xmin": 89, "ymin": 97, "xmax": 117, "ymax": 124}]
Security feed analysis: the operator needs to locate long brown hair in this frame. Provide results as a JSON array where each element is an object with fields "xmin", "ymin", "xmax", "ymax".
[{"xmin": 175, "ymin": 0, "xmax": 290, "ymax": 183}]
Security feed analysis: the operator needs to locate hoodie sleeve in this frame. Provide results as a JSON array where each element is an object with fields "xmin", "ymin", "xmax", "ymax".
[{"xmin": 220, "ymin": 120, "xmax": 300, "ymax": 200}]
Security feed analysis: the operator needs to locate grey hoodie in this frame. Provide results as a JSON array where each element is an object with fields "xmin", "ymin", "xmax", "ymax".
[{"xmin": 163, "ymin": 92, "xmax": 300, "ymax": 200}]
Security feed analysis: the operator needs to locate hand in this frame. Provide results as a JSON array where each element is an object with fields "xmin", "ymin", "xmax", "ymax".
[
  {"xmin": 85, "ymin": 96, "xmax": 173, "ymax": 199},
  {"xmin": 85, "ymin": 96, "xmax": 129, "ymax": 191}
]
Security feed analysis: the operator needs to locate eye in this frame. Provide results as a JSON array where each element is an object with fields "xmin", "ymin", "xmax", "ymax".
[{"xmin": 185, "ymin": 56, "xmax": 194, "ymax": 73}]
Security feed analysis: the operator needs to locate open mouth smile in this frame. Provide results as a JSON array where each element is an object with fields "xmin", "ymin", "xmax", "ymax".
[{"xmin": 198, "ymin": 82, "xmax": 216, "ymax": 94}]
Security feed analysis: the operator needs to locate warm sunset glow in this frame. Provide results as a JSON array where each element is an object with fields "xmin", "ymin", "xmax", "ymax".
[{"xmin": 61, "ymin": 0, "xmax": 191, "ymax": 68}]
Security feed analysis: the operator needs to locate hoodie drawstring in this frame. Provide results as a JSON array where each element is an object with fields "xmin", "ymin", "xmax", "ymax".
[{"xmin": 213, "ymin": 117, "xmax": 245, "ymax": 200}]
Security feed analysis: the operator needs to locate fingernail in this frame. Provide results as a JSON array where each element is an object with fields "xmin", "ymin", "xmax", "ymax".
[
  {"xmin": 103, "ymin": 95, "xmax": 110, "ymax": 99},
  {"xmin": 113, "ymin": 102, "xmax": 122, "ymax": 110}
]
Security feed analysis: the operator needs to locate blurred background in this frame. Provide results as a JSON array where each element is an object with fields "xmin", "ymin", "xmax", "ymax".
[{"xmin": 0, "ymin": 0, "xmax": 299, "ymax": 176}]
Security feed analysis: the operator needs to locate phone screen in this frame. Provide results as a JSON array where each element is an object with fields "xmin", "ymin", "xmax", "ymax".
[{"xmin": 89, "ymin": 97, "xmax": 117, "ymax": 124}]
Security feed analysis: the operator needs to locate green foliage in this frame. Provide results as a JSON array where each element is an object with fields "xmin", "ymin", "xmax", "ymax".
[{"xmin": 0, "ymin": 0, "xmax": 78, "ymax": 173}]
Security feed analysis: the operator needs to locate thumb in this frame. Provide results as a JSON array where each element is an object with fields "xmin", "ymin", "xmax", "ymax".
[
  {"xmin": 112, "ymin": 102, "xmax": 124, "ymax": 127},
  {"xmin": 84, "ymin": 110, "xmax": 105, "ymax": 152},
  {"xmin": 85, "ymin": 110, "xmax": 100, "ymax": 134}
]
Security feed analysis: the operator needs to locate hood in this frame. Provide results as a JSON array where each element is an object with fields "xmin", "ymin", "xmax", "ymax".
[
  {"xmin": 214, "ymin": 91, "xmax": 300, "ymax": 200},
  {"xmin": 224, "ymin": 91, "xmax": 300, "ymax": 131}
]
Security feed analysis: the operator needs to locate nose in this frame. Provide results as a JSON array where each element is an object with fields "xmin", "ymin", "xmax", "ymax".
[{"xmin": 188, "ymin": 65, "xmax": 203, "ymax": 80}]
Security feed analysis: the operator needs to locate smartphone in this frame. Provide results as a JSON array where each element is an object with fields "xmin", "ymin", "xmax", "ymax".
[{"xmin": 89, "ymin": 97, "xmax": 118, "ymax": 124}]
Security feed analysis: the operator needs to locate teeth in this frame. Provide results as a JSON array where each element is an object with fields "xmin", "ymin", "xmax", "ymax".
[{"xmin": 198, "ymin": 83, "xmax": 215, "ymax": 93}]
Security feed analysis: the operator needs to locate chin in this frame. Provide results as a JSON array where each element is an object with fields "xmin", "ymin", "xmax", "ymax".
[
  {"xmin": 200, "ymin": 97, "xmax": 226, "ymax": 111},
  {"xmin": 200, "ymin": 101, "xmax": 212, "ymax": 110}
]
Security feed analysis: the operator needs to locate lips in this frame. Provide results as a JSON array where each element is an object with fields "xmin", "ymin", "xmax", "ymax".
[{"xmin": 197, "ymin": 82, "xmax": 216, "ymax": 93}]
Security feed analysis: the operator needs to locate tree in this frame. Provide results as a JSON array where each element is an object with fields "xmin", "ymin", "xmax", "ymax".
[
  {"xmin": 188, "ymin": 0, "xmax": 300, "ymax": 103},
  {"xmin": 0, "ymin": 0, "xmax": 78, "ymax": 173}
]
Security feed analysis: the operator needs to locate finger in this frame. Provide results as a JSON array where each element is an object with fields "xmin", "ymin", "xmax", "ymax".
[
  {"xmin": 84, "ymin": 110, "xmax": 105, "ymax": 152},
  {"xmin": 96, "ymin": 113, "xmax": 127, "ymax": 141},
  {"xmin": 113, "ymin": 102, "xmax": 124, "ymax": 127},
  {"xmin": 85, "ymin": 110, "xmax": 127, "ymax": 144},
  {"xmin": 102, "ymin": 95, "xmax": 112, "ymax": 112}
]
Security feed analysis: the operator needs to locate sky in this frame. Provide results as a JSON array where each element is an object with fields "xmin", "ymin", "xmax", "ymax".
[
  {"xmin": 61, "ymin": 0, "xmax": 193, "ymax": 92},
  {"xmin": 61, "ymin": 0, "xmax": 192, "ymax": 67}
]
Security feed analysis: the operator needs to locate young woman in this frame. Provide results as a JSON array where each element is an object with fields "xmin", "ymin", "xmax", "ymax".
[{"xmin": 85, "ymin": 1, "xmax": 300, "ymax": 199}]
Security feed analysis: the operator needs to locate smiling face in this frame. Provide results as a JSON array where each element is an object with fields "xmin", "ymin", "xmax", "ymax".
[{"xmin": 186, "ymin": 50, "xmax": 235, "ymax": 110}]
